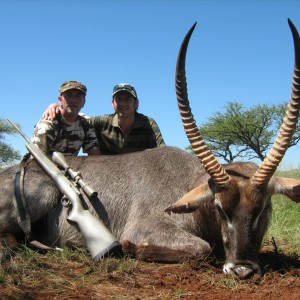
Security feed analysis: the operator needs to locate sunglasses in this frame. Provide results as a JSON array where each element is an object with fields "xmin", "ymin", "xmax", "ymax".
[{"xmin": 113, "ymin": 84, "xmax": 137, "ymax": 97}]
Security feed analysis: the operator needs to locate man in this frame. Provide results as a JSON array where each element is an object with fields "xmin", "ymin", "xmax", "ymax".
[
  {"xmin": 89, "ymin": 83, "xmax": 165, "ymax": 154},
  {"xmin": 43, "ymin": 83, "xmax": 165, "ymax": 154},
  {"xmin": 32, "ymin": 80, "xmax": 101, "ymax": 155},
  {"xmin": 32, "ymin": 81, "xmax": 121, "ymax": 259}
]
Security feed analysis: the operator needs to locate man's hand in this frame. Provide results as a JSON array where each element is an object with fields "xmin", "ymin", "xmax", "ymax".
[{"xmin": 42, "ymin": 103, "xmax": 59, "ymax": 120}]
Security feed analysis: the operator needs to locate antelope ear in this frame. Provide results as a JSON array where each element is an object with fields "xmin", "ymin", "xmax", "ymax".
[
  {"xmin": 165, "ymin": 183, "xmax": 212, "ymax": 214},
  {"xmin": 272, "ymin": 176, "xmax": 300, "ymax": 203}
]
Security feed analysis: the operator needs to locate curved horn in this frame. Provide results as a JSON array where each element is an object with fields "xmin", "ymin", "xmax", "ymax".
[
  {"xmin": 251, "ymin": 19, "xmax": 300, "ymax": 186},
  {"xmin": 176, "ymin": 22, "xmax": 230, "ymax": 188}
]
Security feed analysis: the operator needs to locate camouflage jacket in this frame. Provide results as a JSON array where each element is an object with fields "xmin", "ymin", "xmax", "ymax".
[{"xmin": 31, "ymin": 115, "xmax": 99, "ymax": 155}]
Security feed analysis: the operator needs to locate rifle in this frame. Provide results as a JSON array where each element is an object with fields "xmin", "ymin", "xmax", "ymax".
[
  {"xmin": 51, "ymin": 151, "xmax": 97, "ymax": 199},
  {"xmin": 8, "ymin": 119, "xmax": 121, "ymax": 261}
]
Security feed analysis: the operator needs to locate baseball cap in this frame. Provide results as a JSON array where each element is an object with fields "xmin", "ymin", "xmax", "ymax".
[
  {"xmin": 59, "ymin": 80, "xmax": 87, "ymax": 95},
  {"xmin": 112, "ymin": 83, "xmax": 137, "ymax": 98}
]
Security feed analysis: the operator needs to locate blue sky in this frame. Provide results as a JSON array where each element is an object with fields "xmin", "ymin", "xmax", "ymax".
[{"xmin": 1, "ymin": 0, "xmax": 300, "ymax": 169}]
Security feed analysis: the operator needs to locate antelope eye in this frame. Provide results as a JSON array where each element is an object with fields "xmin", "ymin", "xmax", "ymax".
[
  {"xmin": 214, "ymin": 198, "xmax": 225, "ymax": 214},
  {"xmin": 214, "ymin": 197, "xmax": 222, "ymax": 208},
  {"xmin": 215, "ymin": 202, "xmax": 228, "ymax": 221}
]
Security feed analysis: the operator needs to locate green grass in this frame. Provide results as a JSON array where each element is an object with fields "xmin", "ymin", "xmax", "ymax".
[{"xmin": 263, "ymin": 169, "xmax": 300, "ymax": 253}]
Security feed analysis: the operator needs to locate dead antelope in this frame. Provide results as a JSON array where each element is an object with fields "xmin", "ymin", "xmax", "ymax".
[{"xmin": 0, "ymin": 19, "xmax": 299, "ymax": 279}]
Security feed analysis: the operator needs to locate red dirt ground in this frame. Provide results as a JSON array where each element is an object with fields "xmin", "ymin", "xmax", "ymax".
[{"xmin": 0, "ymin": 247, "xmax": 299, "ymax": 299}]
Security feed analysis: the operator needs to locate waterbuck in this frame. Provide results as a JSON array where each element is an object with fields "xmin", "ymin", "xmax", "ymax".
[{"xmin": 1, "ymin": 19, "xmax": 300, "ymax": 279}]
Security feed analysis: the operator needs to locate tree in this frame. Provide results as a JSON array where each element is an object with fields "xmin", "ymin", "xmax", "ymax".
[
  {"xmin": 187, "ymin": 101, "xmax": 294, "ymax": 162},
  {"xmin": 0, "ymin": 117, "xmax": 21, "ymax": 167}
]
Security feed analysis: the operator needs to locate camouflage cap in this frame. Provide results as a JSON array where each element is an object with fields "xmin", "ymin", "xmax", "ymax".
[
  {"xmin": 59, "ymin": 80, "xmax": 87, "ymax": 95},
  {"xmin": 112, "ymin": 83, "xmax": 137, "ymax": 98}
]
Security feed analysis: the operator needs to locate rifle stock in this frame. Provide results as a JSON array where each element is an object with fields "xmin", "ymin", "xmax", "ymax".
[{"xmin": 7, "ymin": 119, "xmax": 121, "ymax": 261}]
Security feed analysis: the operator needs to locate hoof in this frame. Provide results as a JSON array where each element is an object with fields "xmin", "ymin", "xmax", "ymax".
[{"xmin": 0, "ymin": 234, "xmax": 18, "ymax": 262}]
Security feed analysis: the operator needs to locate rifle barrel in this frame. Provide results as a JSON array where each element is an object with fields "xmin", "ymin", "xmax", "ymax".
[{"xmin": 7, "ymin": 118, "xmax": 31, "ymax": 143}]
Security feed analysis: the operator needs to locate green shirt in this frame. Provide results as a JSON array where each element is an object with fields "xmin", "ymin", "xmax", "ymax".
[
  {"xmin": 31, "ymin": 115, "xmax": 100, "ymax": 155},
  {"xmin": 85, "ymin": 112, "xmax": 165, "ymax": 155}
]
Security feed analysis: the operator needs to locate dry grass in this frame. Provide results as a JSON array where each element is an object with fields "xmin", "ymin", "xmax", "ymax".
[{"xmin": 0, "ymin": 244, "xmax": 299, "ymax": 300}]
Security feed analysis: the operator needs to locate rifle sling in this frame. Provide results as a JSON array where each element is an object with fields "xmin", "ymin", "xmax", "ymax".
[
  {"xmin": 13, "ymin": 163, "xmax": 61, "ymax": 252},
  {"xmin": 13, "ymin": 167, "xmax": 32, "ymax": 240}
]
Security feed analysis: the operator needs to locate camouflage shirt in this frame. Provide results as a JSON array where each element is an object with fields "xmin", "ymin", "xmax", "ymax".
[
  {"xmin": 82, "ymin": 112, "xmax": 165, "ymax": 155},
  {"xmin": 31, "ymin": 115, "xmax": 100, "ymax": 156}
]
